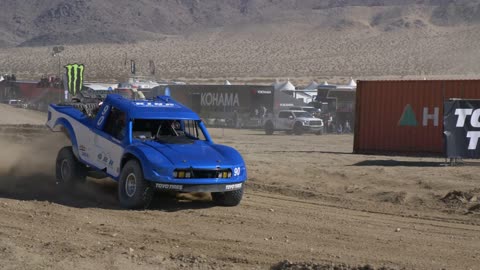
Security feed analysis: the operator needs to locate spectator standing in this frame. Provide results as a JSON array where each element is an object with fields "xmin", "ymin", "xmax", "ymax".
[
  {"xmin": 337, "ymin": 123, "xmax": 343, "ymax": 134},
  {"xmin": 344, "ymin": 120, "xmax": 352, "ymax": 133}
]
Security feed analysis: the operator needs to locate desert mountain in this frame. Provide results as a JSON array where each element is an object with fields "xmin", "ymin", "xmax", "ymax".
[
  {"xmin": 1, "ymin": 0, "xmax": 480, "ymax": 80},
  {"xmin": 1, "ymin": 0, "xmax": 479, "ymax": 47}
]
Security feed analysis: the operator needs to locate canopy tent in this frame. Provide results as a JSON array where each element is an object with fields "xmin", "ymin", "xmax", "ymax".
[
  {"xmin": 305, "ymin": 80, "xmax": 319, "ymax": 90},
  {"xmin": 293, "ymin": 91, "xmax": 314, "ymax": 104},
  {"xmin": 347, "ymin": 78, "xmax": 357, "ymax": 88},
  {"xmin": 275, "ymin": 80, "xmax": 295, "ymax": 91}
]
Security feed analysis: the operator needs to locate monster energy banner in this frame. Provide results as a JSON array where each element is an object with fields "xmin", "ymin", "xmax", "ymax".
[
  {"xmin": 444, "ymin": 99, "xmax": 480, "ymax": 158},
  {"xmin": 64, "ymin": 63, "xmax": 84, "ymax": 96}
]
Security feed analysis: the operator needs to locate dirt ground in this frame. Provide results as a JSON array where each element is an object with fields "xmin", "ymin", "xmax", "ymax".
[{"xmin": 0, "ymin": 106, "xmax": 479, "ymax": 270}]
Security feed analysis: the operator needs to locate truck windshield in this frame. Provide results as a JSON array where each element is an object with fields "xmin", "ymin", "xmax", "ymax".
[
  {"xmin": 132, "ymin": 119, "xmax": 206, "ymax": 144},
  {"xmin": 293, "ymin": 111, "xmax": 313, "ymax": 118}
]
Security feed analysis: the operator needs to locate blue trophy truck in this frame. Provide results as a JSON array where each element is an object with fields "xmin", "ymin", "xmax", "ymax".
[{"xmin": 46, "ymin": 94, "xmax": 247, "ymax": 209}]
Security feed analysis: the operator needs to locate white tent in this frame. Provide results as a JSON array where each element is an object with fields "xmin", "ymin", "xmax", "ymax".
[
  {"xmin": 224, "ymin": 80, "xmax": 232, "ymax": 85},
  {"xmin": 276, "ymin": 80, "xmax": 295, "ymax": 91},
  {"xmin": 305, "ymin": 80, "xmax": 319, "ymax": 90},
  {"xmin": 294, "ymin": 91, "xmax": 314, "ymax": 104},
  {"xmin": 348, "ymin": 78, "xmax": 357, "ymax": 88}
]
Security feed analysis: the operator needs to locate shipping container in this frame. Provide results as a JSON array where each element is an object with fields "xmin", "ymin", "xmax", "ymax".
[{"xmin": 354, "ymin": 80, "xmax": 480, "ymax": 155}]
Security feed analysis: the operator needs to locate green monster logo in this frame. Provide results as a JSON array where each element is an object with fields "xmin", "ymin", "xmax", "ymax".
[{"xmin": 64, "ymin": 63, "xmax": 84, "ymax": 96}]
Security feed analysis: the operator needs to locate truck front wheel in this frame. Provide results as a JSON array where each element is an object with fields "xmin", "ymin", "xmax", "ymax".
[
  {"xmin": 56, "ymin": 146, "xmax": 86, "ymax": 185},
  {"xmin": 293, "ymin": 122, "xmax": 304, "ymax": 135},
  {"xmin": 118, "ymin": 160, "xmax": 154, "ymax": 209},
  {"xmin": 211, "ymin": 186, "xmax": 244, "ymax": 206}
]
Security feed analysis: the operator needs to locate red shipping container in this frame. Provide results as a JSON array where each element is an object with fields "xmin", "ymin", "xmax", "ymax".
[{"xmin": 354, "ymin": 80, "xmax": 480, "ymax": 155}]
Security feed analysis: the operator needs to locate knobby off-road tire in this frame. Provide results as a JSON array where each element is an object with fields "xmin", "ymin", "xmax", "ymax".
[
  {"xmin": 118, "ymin": 160, "xmax": 154, "ymax": 209},
  {"xmin": 211, "ymin": 186, "xmax": 244, "ymax": 206},
  {"xmin": 293, "ymin": 122, "xmax": 304, "ymax": 135},
  {"xmin": 56, "ymin": 146, "xmax": 87, "ymax": 185},
  {"xmin": 265, "ymin": 121, "xmax": 274, "ymax": 135}
]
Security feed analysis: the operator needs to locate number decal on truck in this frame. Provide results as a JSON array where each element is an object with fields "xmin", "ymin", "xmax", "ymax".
[
  {"xmin": 97, "ymin": 105, "xmax": 110, "ymax": 127},
  {"xmin": 233, "ymin": 167, "xmax": 241, "ymax": 176}
]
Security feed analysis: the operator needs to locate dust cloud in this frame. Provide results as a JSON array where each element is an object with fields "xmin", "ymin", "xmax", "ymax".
[
  {"xmin": 0, "ymin": 127, "xmax": 67, "ymax": 199},
  {"xmin": 0, "ymin": 127, "xmax": 121, "ymax": 208}
]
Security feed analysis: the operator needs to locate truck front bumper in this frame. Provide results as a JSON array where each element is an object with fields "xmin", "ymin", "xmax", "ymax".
[
  {"xmin": 153, "ymin": 182, "xmax": 244, "ymax": 192},
  {"xmin": 303, "ymin": 126, "xmax": 324, "ymax": 133}
]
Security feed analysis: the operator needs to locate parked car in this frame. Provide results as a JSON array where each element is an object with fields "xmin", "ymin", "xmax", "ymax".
[
  {"xmin": 8, "ymin": 99, "xmax": 23, "ymax": 107},
  {"xmin": 264, "ymin": 110, "xmax": 324, "ymax": 135}
]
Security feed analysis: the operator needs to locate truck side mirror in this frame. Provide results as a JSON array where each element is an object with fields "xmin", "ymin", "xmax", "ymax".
[{"xmin": 288, "ymin": 115, "xmax": 293, "ymax": 119}]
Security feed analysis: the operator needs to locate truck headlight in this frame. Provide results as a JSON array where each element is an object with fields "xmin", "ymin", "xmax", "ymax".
[
  {"xmin": 216, "ymin": 170, "xmax": 232, "ymax": 178},
  {"xmin": 173, "ymin": 170, "xmax": 192, "ymax": 178},
  {"xmin": 302, "ymin": 120, "xmax": 309, "ymax": 125}
]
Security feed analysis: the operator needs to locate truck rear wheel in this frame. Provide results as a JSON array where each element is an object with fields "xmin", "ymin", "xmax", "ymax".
[
  {"xmin": 118, "ymin": 160, "xmax": 154, "ymax": 209},
  {"xmin": 211, "ymin": 186, "xmax": 244, "ymax": 206},
  {"xmin": 56, "ymin": 146, "xmax": 87, "ymax": 185},
  {"xmin": 265, "ymin": 121, "xmax": 274, "ymax": 135}
]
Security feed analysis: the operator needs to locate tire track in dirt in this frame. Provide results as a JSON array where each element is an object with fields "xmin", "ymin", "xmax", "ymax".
[
  {"xmin": 247, "ymin": 183, "xmax": 480, "ymax": 228},
  {"xmin": 247, "ymin": 190, "xmax": 480, "ymax": 231}
]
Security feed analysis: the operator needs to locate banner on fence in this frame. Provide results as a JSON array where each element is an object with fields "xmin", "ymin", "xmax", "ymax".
[{"xmin": 444, "ymin": 99, "xmax": 480, "ymax": 158}]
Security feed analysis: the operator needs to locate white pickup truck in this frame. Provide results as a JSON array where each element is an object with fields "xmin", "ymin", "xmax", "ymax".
[{"xmin": 264, "ymin": 110, "xmax": 324, "ymax": 135}]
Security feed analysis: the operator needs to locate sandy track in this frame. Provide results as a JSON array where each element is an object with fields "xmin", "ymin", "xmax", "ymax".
[
  {"xmin": 0, "ymin": 104, "xmax": 46, "ymax": 125},
  {"xmin": 0, "ymin": 188, "xmax": 479, "ymax": 270},
  {"xmin": 0, "ymin": 106, "xmax": 479, "ymax": 269}
]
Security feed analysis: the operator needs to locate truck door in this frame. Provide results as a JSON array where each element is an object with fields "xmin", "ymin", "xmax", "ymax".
[
  {"xmin": 277, "ymin": 111, "xmax": 293, "ymax": 130},
  {"xmin": 91, "ymin": 105, "xmax": 126, "ymax": 178}
]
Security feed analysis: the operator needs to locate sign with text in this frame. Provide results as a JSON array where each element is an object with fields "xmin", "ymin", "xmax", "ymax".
[{"xmin": 444, "ymin": 99, "xmax": 480, "ymax": 158}]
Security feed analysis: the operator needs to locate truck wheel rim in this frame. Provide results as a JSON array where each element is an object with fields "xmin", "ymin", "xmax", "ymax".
[
  {"xmin": 61, "ymin": 160, "xmax": 71, "ymax": 179},
  {"xmin": 125, "ymin": 173, "xmax": 137, "ymax": 197}
]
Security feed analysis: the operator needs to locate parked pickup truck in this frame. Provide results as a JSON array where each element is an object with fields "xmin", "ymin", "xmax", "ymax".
[
  {"xmin": 264, "ymin": 110, "xmax": 324, "ymax": 135},
  {"xmin": 46, "ymin": 94, "xmax": 247, "ymax": 209}
]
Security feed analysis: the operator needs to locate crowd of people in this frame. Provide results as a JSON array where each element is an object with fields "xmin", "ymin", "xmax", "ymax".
[
  {"xmin": 37, "ymin": 75, "xmax": 63, "ymax": 88},
  {"xmin": 0, "ymin": 74, "xmax": 16, "ymax": 82},
  {"xmin": 323, "ymin": 113, "xmax": 352, "ymax": 134}
]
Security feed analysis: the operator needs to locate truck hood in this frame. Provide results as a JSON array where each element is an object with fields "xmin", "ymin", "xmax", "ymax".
[{"xmin": 141, "ymin": 140, "xmax": 230, "ymax": 167}]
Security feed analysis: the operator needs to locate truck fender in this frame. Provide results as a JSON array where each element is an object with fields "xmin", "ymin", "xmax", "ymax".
[
  {"xmin": 121, "ymin": 145, "xmax": 173, "ymax": 182},
  {"xmin": 120, "ymin": 148, "xmax": 150, "ymax": 179},
  {"xmin": 54, "ymin": 118, "xmax": 79, "ymax": 158}
]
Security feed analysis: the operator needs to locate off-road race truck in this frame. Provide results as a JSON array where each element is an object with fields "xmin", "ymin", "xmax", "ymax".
[
  {"xmin": 264, "ymin": 110, "xmax": 324, "ymax": 135},
  {"xmin": 46, "ymin": 94, "xmax": 247, "ymax": 209}
]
